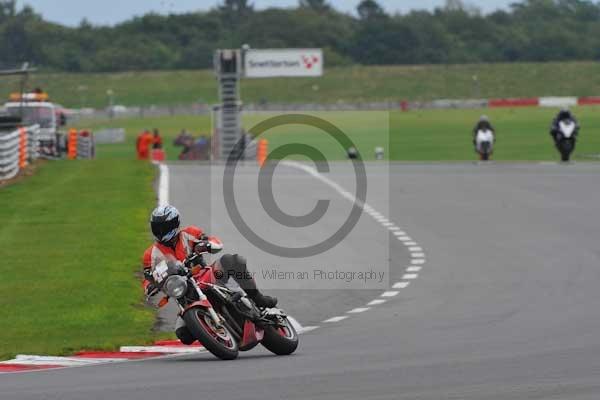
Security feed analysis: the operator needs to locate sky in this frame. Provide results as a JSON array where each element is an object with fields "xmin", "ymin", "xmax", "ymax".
[{"xmin": 16, "ymin": 0, "xmax": 515, "ymax": 27}]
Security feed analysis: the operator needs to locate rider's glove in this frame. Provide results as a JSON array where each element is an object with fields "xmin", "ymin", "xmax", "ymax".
[
  {"xmin": 194, "ymin": 236, "xmax": 223, "ymax": 255},
  {"xmin": 145, "ymin": 282, "xmax": 158, "ymax": 297},
  {"xmin": 143, "ymin": 270, "xmax": 158, "ymax": 297}
]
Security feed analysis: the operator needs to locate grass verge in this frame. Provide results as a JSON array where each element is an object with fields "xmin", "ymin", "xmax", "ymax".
[{"xmin": 0, "ymin": 159, "xmax": 158, "ymax": 359}]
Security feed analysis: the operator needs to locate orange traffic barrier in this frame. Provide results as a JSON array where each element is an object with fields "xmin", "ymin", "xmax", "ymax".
[
  {"xmin": 257, "ymin": 139, "xmax": 268, "ymax": 167},
  {"xmin": 18, "ymin": 128, "xmax": 27, "ymax": 169},
  {"xmin": 68, "ymin": 128, "xmax": 78, "ymax": 159}
]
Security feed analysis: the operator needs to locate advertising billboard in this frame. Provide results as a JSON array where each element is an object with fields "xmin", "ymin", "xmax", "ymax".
[{"xmin": 244, "ymin": 49, "xmax": 323, "ymax": 78}]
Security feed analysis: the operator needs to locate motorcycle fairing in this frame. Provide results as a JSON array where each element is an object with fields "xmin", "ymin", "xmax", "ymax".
[{"xmin": 559, "ymin": 120, "xmax": 576, "ymax": 138}]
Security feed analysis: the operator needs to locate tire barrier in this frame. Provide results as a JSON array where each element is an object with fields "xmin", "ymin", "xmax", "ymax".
[
  {"xmin": 76, "ymin": 130, "xmax": 95, "ymax": 159},
  {"xmin": 67, "ymin": 129, "xmax": 95, "ymax": 160},
  {"xmin": 0, "ymin": 125, "xmax": 40, "ymax": 181}
]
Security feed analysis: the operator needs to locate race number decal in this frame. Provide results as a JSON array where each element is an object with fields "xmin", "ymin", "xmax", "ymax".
[{"xmin": 152, "ymin": 261, "xmax": 169, "ymax": 283}]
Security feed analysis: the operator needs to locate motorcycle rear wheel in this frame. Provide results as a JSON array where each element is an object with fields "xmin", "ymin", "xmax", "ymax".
[
  {"xmin": 183, "ymin": 307, "xmax": 239, "ymax": 360},
  {"xmin": 261, "ymin": 317, "xmax": 299, "ymax": 356}
]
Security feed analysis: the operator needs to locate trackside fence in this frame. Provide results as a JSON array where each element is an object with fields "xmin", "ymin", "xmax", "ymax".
[{"xmin": 0, "ymin": 125, "xmax": 40, "ymax": 181}]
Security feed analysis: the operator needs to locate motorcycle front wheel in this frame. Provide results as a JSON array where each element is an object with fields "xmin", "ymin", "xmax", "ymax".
[
  {"xmin": 261, "ymin": 317, "xmax": 299, "ymax": 356},
  {"xmin": 183, "ymin": 307, "xmax": 239, "ymax": 360}
]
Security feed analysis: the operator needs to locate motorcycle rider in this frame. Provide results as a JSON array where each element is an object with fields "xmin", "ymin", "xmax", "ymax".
[
  {"xmin": 142, "ymin": 205, "xmax": 278, "ymax": 344},
  {"xmin": 472, "ymin": 115, "xmax": 495, "ymax": 146},
  {"xmin": 550, "ymin": 108, "xmax": 579, "ymax": 141}
]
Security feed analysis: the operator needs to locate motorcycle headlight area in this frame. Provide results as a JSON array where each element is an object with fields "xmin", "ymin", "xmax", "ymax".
[{"xmin": 163, "ymin": 275, "xmax": 188, "ymax": 298}]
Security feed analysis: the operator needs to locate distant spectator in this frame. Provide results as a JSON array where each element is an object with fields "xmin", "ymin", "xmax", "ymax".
[
  {"xmin": 152, "ymin": 128, "xmax": 163, "ymax": 149},
  {"xmin": 136, "ymin": 131, "xmax": 143, "ymax": 159},
  {"xmin": 137, "ymin": 129, "xmax": 154, "ymax": 160},
  {"xmin": 173, "ymin": 129, "xmax": 193, "ymax": 147}
]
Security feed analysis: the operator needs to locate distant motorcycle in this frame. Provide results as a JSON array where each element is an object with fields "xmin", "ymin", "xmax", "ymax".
[
  {"xmin": 147, "ymin": 241, "xmax": 298, "ymax": 360},
  {"xmin": 475, "ymin": 128, "xmax": 495, "ymax": 161},
  {"xmin": 553, "ymin": 119, "xmax": 578, "ymax": 162}
]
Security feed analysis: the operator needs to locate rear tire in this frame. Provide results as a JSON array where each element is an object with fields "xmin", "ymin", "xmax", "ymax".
[
  {"xmin": 183, "ymin": 307, "xmax": 239, "ymax": 360},
  {"xmin": 261, "ymin": 318, "xmax": 299, "ymax": 356}
]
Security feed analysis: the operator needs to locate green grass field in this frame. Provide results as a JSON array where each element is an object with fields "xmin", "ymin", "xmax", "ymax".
[
  {"xmin": 4, "ymin": 62, "xmax": 600, "ymax": 109},
  {"xmin": 79, "ymin": 107, "xmax": 600, "ymax": 162},
  {"xmin": 0, "ymin": 159, "xmax": 160, "ymax": 359}
]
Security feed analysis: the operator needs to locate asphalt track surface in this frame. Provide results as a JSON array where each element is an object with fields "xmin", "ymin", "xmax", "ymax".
[{"xmin": 3, "ymin": 162, "xmax": 600, "ymax": 400}]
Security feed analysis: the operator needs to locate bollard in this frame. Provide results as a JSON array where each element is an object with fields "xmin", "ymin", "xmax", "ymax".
[
  {"xmin": 375, "ymin": 147, "xmax": 385, "ymax": 160},
  {"xmin": 257, "ymin": 139, "xmax": 268, "ymax": 167},
  {"xmin": 19, "ymin": 128, "xmax": 28, "ymax": 169},
  {"xmin": 68, "ymin": 128, "xmax": 78, "ymax": 160}
]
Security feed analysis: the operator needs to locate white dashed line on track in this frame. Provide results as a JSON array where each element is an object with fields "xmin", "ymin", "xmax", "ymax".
[
  {"xmin": 298, "ymin": 326, "xmax": 320, "ymax": 333},
  {"xmin": 323, "ymin": 316, "xmax": 349, "ymax": 323},
  {"xmin": 281, "ymin": 161, "xmax": 428, "ymax": 328},
  {"xmin": 348, "ymin": 307, "xmax": 371, "ymax": 314}
]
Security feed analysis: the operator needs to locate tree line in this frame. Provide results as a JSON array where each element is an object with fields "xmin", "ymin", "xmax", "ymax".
[{"xmin": 1, "ymin": 0, "xmax": 600, "ymax": 72}]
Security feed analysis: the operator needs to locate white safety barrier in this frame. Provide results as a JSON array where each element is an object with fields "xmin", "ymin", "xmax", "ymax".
[
  {"xmin": 539, "ymin": 97, "xmax": 578, "ymax": 108},
  {"xmin": 94, "ymin": 128, "xmax": 125, "ymax": 144},
  {"xmin": 0, "ymin": 125, "xmax": 39, "ymax": 181}
]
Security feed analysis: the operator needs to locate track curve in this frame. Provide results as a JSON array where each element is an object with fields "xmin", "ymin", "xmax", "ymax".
[{"xmin": 2, "ymin": 162, "xmax": 600, "ymax": 400}]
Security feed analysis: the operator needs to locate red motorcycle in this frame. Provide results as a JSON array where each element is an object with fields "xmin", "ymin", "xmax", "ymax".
[{"xmin": 148, "ymin": 243, "xmax": 298, "ymax": 360}]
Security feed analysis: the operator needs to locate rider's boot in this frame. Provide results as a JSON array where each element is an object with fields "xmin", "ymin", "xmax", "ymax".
[
  {"xmin": 246, "ymin": 287, "xmax": 278, "ymax": 309},
  {"xmin": 236, "ymin": 267, "xmax": 278, "ymax": 308}
]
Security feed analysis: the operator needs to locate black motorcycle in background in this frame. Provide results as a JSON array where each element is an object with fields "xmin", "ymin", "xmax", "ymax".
[{"xmin": 550, "ymin": 111, "xmax": 579, "ymax": 162}]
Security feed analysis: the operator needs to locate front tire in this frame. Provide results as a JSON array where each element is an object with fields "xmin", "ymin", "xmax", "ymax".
[
  {"xmin": 261, "ymin": 318, "xmax": 299, "ymax": 356},
  {"xmin": 183, "ymin": 307, "xmax": 239, "ymax": 360},
  {"xmin": 558, "ymin": 139, "xmax": 574, "ymax": 162}
]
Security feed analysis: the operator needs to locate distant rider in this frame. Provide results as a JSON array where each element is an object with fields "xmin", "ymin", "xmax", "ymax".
[
  {"xmin": 550, "ymin": 109, "xmax": 579, "ymax": 141},
  {"xmin": 473, "ymin": 115, "xmax": 495, "ymax": 146},
  {"xmin": 142, "ymin": 205, "xmax": 278, "ymax": 344}
]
